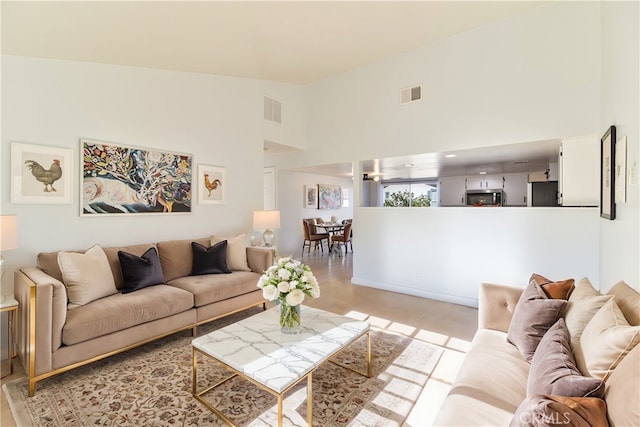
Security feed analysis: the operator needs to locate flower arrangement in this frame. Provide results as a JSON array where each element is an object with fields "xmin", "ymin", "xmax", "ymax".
[{"xmin": 257, "ymin": 257, "xmax": 320, "ymax": 332}]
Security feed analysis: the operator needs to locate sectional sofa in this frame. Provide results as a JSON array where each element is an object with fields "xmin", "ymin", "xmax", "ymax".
[
  {"xmin": 434, "ymin": 276, "xmax": 639, "ymax": 427},
  {"xmin": 13, "ymin": 235, "xmax": 273, "ymax": 397}
]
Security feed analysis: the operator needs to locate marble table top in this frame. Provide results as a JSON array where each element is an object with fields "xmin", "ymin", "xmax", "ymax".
[{"xmin": 192, "ymin": 305, "xmax": 370, "ymax": 393}]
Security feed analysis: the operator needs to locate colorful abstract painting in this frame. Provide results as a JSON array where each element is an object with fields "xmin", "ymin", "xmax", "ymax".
[
  {"xmin": 318, "ymin": 184, "xmax": 342, "ymax": 209},
  {"xmin": 82, "ymin": 139, "xmax": 192, "ymax": 215}
]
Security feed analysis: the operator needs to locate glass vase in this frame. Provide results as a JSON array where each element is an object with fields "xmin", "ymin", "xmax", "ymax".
[{"xmin": 279, "ymin": 303, "xmax": 302, "ymax": 334}]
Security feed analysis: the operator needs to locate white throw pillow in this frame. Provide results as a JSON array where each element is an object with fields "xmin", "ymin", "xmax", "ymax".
[
  {"xmin": 564, "ymin": 295, "xmax": 613, "ymax": 349},
  {"xmin": 211, "ymin": 234, "xmax": 250, "ymax": 272},
  {"xmin": 57, "ymin": 245, "xmax": 118, "ymax": 309},
  {"xmin": 574, "ymin": 298, "xmax": 640, "ymax": 380}
]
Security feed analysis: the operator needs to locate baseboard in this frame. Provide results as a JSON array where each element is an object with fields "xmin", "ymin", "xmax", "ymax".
[{"xmin": 351, "ymin": 276, "xmax": 479, "ymax": 308}]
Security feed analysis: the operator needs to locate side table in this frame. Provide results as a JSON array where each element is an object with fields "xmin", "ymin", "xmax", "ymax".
[{"xmin": 1, "ymin": 296, "xmax": 18, "ymax": 378}]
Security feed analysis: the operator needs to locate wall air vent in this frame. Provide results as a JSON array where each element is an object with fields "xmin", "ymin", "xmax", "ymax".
[
  {"xmin": 264, "ymin": 96, "xmax": 282, "ymax": 124},
  {"xmin": 400, "ymin": 85, "xmax": 422, "ymax": 104}
]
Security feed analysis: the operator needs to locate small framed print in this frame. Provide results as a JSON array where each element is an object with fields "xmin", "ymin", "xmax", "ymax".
[
  {"xmin": 600, "ymin": 125, "xmax": 616, "ymax": 220},
  {"xmin": 198, "ymin": 164, "xmax": 226, "ymax": 204},
  {"xmin": 304, "ymin": 185, "xmax": 318, "ymax": 208},
  {"xmin": 11, "ymin": 142, "xmax": 73, "ymax": 204}
]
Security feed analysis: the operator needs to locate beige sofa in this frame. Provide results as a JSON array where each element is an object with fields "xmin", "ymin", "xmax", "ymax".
[
  {"xmin": 434, "ymin": 279, "xmax": 639, "ymax": 427},
  {"xmin": 14, "ymin": 237, "xmax": 273, "ymax": 397}
]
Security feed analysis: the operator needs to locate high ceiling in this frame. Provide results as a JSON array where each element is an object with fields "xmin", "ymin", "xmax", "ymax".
[{"xmin": 2, "ymin": 1, "xmax": 545, "ymax": 85}]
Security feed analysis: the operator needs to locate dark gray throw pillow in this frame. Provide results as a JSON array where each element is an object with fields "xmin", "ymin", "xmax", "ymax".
[
  {"xmin": 118, "ymin": 247, "xmax": 165, "ymax": 294},
  {"xmin": 191, "ymin": 241, "xmax": 231, "ymax": 275},
  {"xmin": 527, "ymin": 318, "xmax": 605, "ymax": 399}
]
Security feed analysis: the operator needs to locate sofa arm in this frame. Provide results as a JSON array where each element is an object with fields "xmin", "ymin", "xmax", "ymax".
[
  {"xmin": 14, "ymin": 268, "xmax": 67, "ymax": 379},
  {"xmin": 246, "ymin": 247, "xmax": 274, "ymax": 274},
  {"xmin": 478, "ymin": 282, "xmax": 523, "ymax": 332}
]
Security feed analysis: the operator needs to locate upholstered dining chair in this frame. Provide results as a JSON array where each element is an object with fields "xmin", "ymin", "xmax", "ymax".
[
  {"xmin": 302, "ymin": 219, "xmax": 329, "ymax": 256},
  {"xmin": 331, "ymin": 222, "xmax": 353, "ymax": 256}
]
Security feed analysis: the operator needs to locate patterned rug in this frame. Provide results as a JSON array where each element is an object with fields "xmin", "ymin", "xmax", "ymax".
[{"xmin": 3, "ymin": 307, "xmax": 443, "ymax": 426}]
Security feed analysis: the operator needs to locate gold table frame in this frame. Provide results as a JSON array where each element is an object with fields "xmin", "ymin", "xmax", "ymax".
[{"xmin": 192, "ymin": 330, "xmax": 371, "ymax": 427}]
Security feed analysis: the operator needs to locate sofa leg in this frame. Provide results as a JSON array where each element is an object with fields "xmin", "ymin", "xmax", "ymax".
[
  {"xmin": 262, "ymin": 302, "xmax": 267, "ymax": 310},
  {"xmin": 191, "ymin": 325, "xmax": 197, "ymax": 337},
  {"xmin": 28, "ymin": 379, "xmax": 36, "ymax": 397}
]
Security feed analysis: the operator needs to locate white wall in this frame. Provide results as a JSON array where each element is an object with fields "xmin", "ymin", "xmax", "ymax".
[
  {"xmin": 272, "ymin": 169, "xmax": 353, "ymax": 257},
  {"xmin": 0, "ymin": 56, "xmax": 306, "ymax": 295},
  {"xmin": 353, "ymin": 207, "xmax": 600, "ymax": 307},
  {"xmin": 268, "ymin": 2, "xmax": 607, "ymax": 303},
  {"xmin": 599, "ymin": 1, "xmax": 640, "ymax": 291}
]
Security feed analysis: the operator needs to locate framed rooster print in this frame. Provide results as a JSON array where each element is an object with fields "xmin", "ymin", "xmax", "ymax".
[
  {"xmin": 197, "ymin": 164, "xmax": 226, "ymax": 205},
  {"xmin": 11, "ymin": 142, "xmax": 73, "ymax": 204},
  {"xmin": 81, "ymin": 139, "xmax": 192, "ymax": 215}
]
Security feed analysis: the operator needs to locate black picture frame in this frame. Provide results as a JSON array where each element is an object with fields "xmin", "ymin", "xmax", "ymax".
[{"xmin": 600, "ymin": 125, "xmax": 616, "ymax": 220}]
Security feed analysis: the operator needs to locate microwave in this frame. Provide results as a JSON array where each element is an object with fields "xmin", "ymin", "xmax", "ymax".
[{"xmin": 466, "ymin": 190, "xmax": 503, "ymax": 206}]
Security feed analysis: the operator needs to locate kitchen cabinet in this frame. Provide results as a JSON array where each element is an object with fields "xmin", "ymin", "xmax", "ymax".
[
  {"xmin": 466, "ymin": 174, "xmax": 504, "ymax": 190},
  {"xmin": 558, "ymin": 136, "xmax": 599, "ymax": 206},
  {"xmin": 439, "ymin": 176, "xmax": 467, "ymax": 206},
  {"xmin": 503, "ymin": 173, "xmax": 529, "ymax": 206}
]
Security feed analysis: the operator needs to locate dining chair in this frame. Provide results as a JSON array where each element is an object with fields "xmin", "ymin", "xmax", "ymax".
[
  {"xmin": 302, "ymin": 219, "xmax": 329, "ymax": 256},
  {"xmin": 330, "ymin": 222, "xmax": 353, "ymax": 256}
]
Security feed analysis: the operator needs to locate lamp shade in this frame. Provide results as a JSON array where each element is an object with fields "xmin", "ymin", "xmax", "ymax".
[
  {"xmin": 0, "ymin": 215, "xmax": 18, "ymax": 251},
  {"xmin": 253, "ymin": 210, "xmax": 281, "ymax": 230}
]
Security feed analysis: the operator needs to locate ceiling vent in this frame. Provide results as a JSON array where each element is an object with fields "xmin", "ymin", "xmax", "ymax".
[
  {"xmin": 400, "ymin": 85, "xmax": 422, "ymax": 104},
  {"xmin": 264, "ymin": 96, "xmax": 282, "ymax": 124}
]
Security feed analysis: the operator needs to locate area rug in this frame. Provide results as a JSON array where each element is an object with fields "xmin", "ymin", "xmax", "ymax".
[{"xmin": 3, "ymin": 307, "xmax": 443, "ymax": 426}]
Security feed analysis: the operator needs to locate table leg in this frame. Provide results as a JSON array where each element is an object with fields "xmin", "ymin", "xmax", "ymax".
[
  {"xmin": 307, "ymin": 373, "xmax": 313, "ymax": 426},
  {"xmin": 278, "ymin": 394, "xmax": 283, "ymax": 427}
]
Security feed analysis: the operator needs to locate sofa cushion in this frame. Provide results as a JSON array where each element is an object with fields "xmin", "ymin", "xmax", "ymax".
[
  {"xmin": 605, "ymin": 344, "xmax": 640, "ymax": 427},
  {"xmin": 527, "ymin": 318, "xmax": 604, "ymax": 398},
  {"xmin": 191, "ymin": 241, "xmax": 231, "ymax": 275},
  {"xmin": 211, "ymin": 234, "xmax": 251, "ymax": 272},
  {"xmin": 574, "ymin": 298, "xmax": 640, "ymax": 380},
  {"xmin": 57, "ymin": 245, "xmax": 118, "ymax": 309},
  {"xmin": 157, "ymin": 237, "xmax": 210, "ymax": 282},
  {"xmin": 530, "ymin": 273, "xmax": 575, "ymax": 300},
  {"xmin": 62, "ymin": 284, "xmax": 194, "ymax": 345},
  {"xmin": 507, "ymin": 279, "xmax": 567, "ymax": 362},
  {"xmin": 510, "ymin": 395, "xmax": 608, "ymax": 427},
  {"xmin": 167, "ymin": 271, "xmax": 261, "ymax": 307},
  {"xmin": 606, "ymin": 280, "xmax": 640, "ymax": 325},
  {"xmin": 432, "ymin": 329, "xmax": 530, "ymax": 426},
  {"xmin": 118, "ymin": 247, "xmax": 165, "ymax": 294},
  {"xmin": 565, "ymin": 295, "xmax": 613, "ymax": 349},
  {"xmin": 570, "ymin": 277, "xmax": 602, "ymax": 300}
]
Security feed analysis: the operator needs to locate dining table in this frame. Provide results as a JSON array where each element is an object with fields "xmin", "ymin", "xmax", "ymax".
[{"xmin": 315, "ymin": 223, "xmax": 346, "ymax": 254}]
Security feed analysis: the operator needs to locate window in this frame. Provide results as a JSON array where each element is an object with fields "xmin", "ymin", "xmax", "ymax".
[{"xmin": 383, "ymin": 181, "xmax": 437, "ymax": 207}]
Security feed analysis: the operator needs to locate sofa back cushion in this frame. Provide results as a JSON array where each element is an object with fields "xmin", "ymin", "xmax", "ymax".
[
  {"xmin": 607, "ymin": 280, "xmax": 640, "ymax": 326},
  {"xmin": 157, "ymin": 237, "xmax": 210, "ymax": 282}
]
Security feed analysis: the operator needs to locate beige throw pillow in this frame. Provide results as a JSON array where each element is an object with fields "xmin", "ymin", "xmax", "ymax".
[
  {"xmin": 574, "ymin": 298, "xmax": 640, "ymax": 380},
  {"xmin": 57, "ymin": 245, "xmax": 118, "ymax": 309},
  {"xmin": 211, "ymin": 234, "xmax": 250, "ymax": 272},
  {"xmin": 569, "ymin": 278, "xmax": 602, "ymax": 301},
  {"xmin": 565, "ymin": 295, "xmax": 613, "ymax": 349}
]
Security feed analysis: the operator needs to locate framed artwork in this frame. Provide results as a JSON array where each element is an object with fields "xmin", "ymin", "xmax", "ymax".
[
  {"xmin": 600, "ymin": 125, "xmax": 616, "ymax": 220},
  {"xmin": 11, "ymin": 142, "xmax": 73, "ymax": 204},
  {"xmin": 197, "ymin": 164, "xmax": 226, "ymax": 205},
  {"xmin": 615, "ymin": 136, "xmax": 627, "ymax": 204},
  {"xmin": 318, "ymin": 184, "xmax": 342, "ymax": 209},
  {"xmin": 81, "ymin": 138, "xmax": 192, "ymax": 215},
  {"xmin": 304, "ymin": 185, "xmax": 317, "ymax": 208}
]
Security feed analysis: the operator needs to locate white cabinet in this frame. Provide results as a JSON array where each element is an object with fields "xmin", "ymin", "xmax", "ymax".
[
  {"xmin": 466, "ymin": 174, "xmax": 504, "ymax": 190},
  {"xmin": 439, "ymin": 176, "xmax": 467, "ymax": 206},
  {"xmin": 558, "ymin": 136, "xmax": 599, "ymax": 206},
  {"xmin": 503, "ymin": 173, "xmax": 529, "ymax": 206}
]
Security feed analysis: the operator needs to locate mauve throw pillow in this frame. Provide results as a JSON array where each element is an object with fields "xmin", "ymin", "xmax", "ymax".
[
  {"xmin": 507, "ymin": 278, "xmax": 567, "ymax": 362},
  {"xmin": 191, "ymin": 241, "xmax": 231, "ymax": 275},
  {"xmin": 528, "ymin": 318, "xmax": 605, "ymax": 399},
  {"xmin": 510, "ymin": 395, "xmax": 609, "ymax": 427},
  {"xmin": 118, "ymin": 247, "xmax": 165, "ymax": 294}
]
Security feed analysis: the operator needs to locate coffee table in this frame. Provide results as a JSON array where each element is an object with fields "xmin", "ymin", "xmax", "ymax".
[{"xmin": 192, "ymin": 305, "xmax": 371, "ymax": 427}]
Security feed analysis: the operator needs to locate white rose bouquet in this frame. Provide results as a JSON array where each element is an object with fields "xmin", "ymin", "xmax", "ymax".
[{"xmin": 257, "ymin": 257, "xmax": 320, "ymax": 331}]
